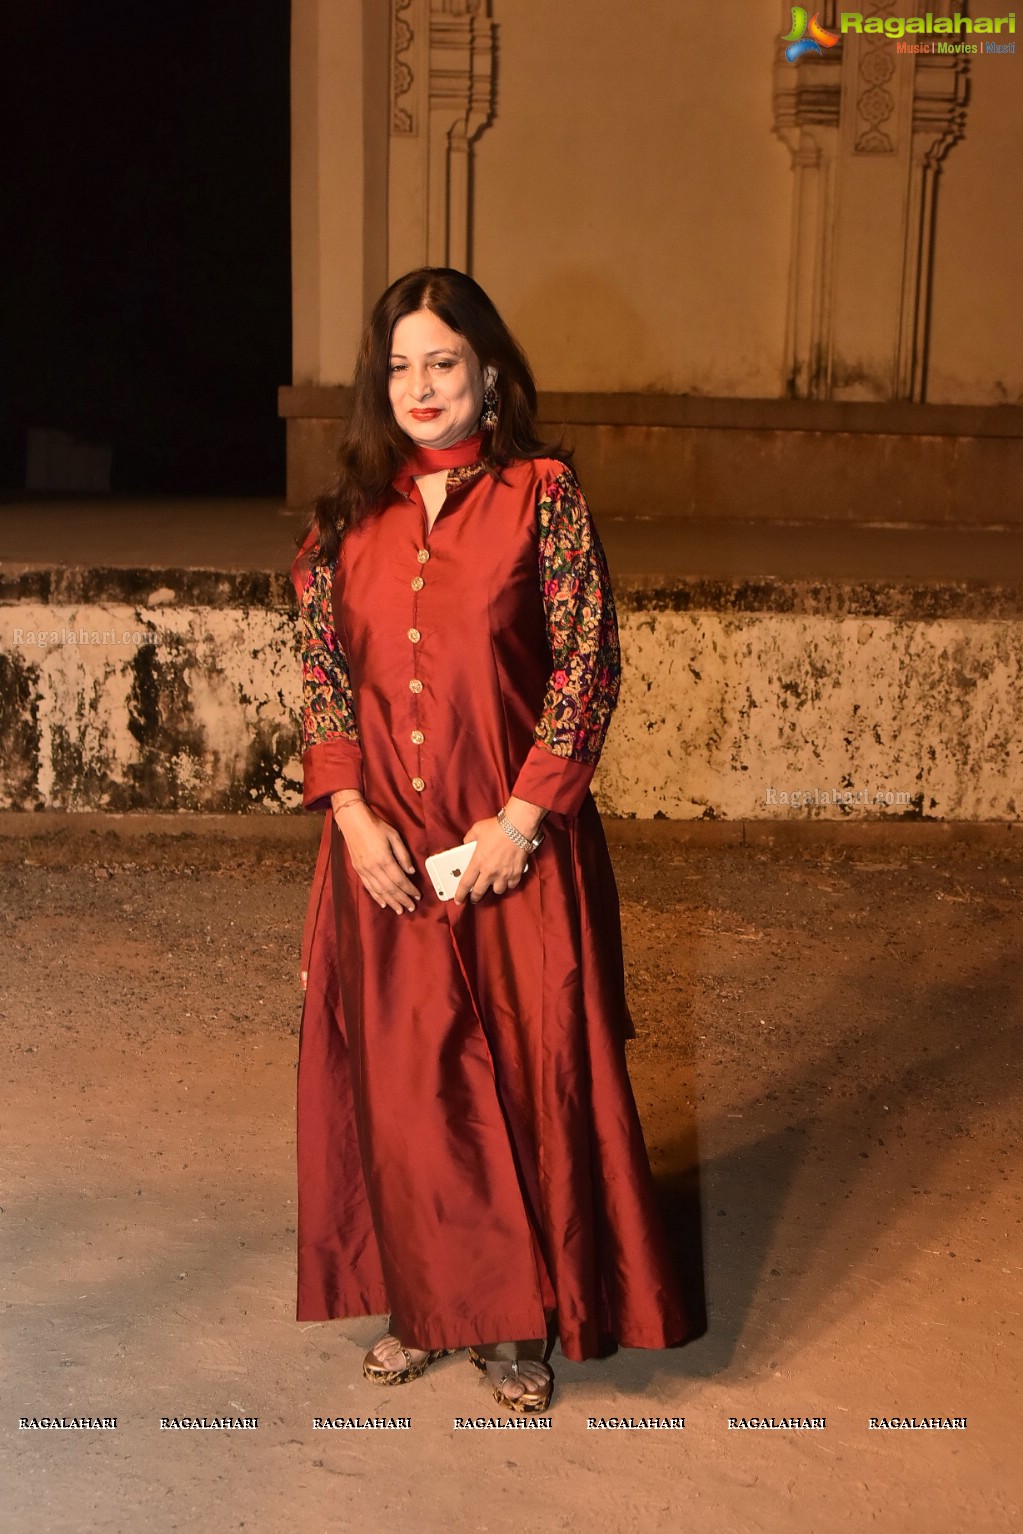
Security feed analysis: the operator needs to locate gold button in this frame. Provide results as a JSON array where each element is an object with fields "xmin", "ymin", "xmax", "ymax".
[
  {"xmin": 409, "ymin": 678, "xmax": 423, "ymax": 694},
  {"xmin": 417, "ymin": 548, "xmax": 430, "ymax": 564},
  {"xmin": 412, "ymin": 776, "xmax": 426, "ymax": 792},
  {"xmin": 411, "ymin": 575, "xmax": 424, "ymax": 591},
  {"xmin": 410, "ymin": 729, "xmax": 424, "ymax": 745},
  {"xmin": 407, "ymin": 626, "xmax": 421, "ymax": 644}
]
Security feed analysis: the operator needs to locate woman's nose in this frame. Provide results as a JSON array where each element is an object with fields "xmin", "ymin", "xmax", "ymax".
[{"xmin": 410, "ymin": 367, "xmax": 433, "ymax": 400}]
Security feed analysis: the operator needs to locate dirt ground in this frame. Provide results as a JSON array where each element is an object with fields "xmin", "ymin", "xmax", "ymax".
[{"xmin": 1, "ymin": 815, "xmax": 1020, "ymax": 1534}]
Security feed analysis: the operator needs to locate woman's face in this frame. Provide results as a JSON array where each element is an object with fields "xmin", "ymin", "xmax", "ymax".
[{"xmin": 388, "ymin": 307, "xmax": 494, "ymax": 451}]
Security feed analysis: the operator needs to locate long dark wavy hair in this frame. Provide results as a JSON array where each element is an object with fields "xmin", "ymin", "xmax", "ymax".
[{"xmin": 310, "ymin": 267, "xmax": 565, "ymax": 562}]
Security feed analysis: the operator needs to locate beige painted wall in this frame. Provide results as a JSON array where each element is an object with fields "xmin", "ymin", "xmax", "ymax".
[
  {"xmin": 290, "ymin": 0, "xmax": 389, "ymax": 386},
  {"xmin": 928, "ymin": 40, "xmax": 1023, "ymax": 405},
  {"xmin": 472, "ymin": 0, "xmax": 793, "ymax": 396},
  {"xmin": 288, "ymin": 1, "xmax": 1023, "ymax": 406}
]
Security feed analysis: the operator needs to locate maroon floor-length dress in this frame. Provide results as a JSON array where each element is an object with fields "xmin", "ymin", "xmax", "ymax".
[{"xmin": 292, "ymin": 431, "xmax": 688, "ymax": 1362}]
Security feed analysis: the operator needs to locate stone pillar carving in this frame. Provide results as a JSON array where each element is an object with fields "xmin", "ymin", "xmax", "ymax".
[
  {"xmin": 773, "ymin": 0, "xmax": 967, "ymax": 401},
  {"xmin": 897, "ymin": 42, "xmax": 970, "ymax": 398},
  {"xmin": 773, "ymin": 9, "xmax": 843, "ymax": 401},
  {"xmin": 387, "ymin": 0, "xmax": 496, "ymax": 279}
]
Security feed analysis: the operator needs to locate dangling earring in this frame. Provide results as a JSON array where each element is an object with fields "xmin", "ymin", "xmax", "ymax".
[{"xmin": 480, "ymin": 381, "xmax": 498, "ymax": 430}]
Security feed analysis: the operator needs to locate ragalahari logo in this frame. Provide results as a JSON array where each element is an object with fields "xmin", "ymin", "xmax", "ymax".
[{"xmin": 783, "ymin": 7, "xmax": 841, "ymax": 60}]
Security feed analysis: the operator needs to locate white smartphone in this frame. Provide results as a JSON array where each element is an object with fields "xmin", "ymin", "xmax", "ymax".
[
  {"xmin": 425, "ymin": 841, "xmax": 478, "ymax": 901},
  {"xmin": 425, "ymin": 840, "xmax": 532, "ymax": 901},
  {"xmin": 424, "ymin": 840, "xmax": 531, "ymax": 901}
]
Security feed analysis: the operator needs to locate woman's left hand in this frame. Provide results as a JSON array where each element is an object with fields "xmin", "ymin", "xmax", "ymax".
[{"xmin": 453, "ymin": 815, "xmax": 532, "ymax": 904}]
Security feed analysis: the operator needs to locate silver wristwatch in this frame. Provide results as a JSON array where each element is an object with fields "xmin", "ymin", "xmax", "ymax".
[{"xmin": 497, "ymin": 806, "xmax": 544, "ymax": 852}]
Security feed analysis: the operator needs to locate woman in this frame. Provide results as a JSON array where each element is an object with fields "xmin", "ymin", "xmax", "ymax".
[{"xmin": 292, "ymin": 268, "xmax": 688, "ymax": 1413}]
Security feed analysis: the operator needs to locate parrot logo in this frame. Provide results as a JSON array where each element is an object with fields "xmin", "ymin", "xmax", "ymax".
[{"xmin": 783, "ymin": 7, "xmax": 841, "ymax": 61}]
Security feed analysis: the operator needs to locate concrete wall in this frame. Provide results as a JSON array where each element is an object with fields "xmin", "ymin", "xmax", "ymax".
[
  {"xmin": 282, "ymin": 1, "xmax": 1023, "ymax": 507},
  {"xmin": 278, "ymin": 387, "xmax": 1023, "ymax": 521},
  {"xmin": 608, "ymin": 606, "xmax": 1022, "ymax": 822},
  {"xmin": 928, "ymin": 40, "xmax": 1023, "ymax": 406},
  {"xmin": 2, "ymin": 576, "xmax": 1018, "ymax": 821},
  {"xmin": 470, "ymin": 0, "xmax": 792, "ymax": 397},
  {"xmin": 287, "ymin": 1, "xmax": 1023, "ymax": 405},
  {"xmin": 0, "ymin": 598, "xmax": 302, "ymax": 813}
]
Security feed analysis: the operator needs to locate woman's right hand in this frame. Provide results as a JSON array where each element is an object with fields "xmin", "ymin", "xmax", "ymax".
[{"xmin": 331, "ymin": 797, "xmax": 420, "ymax": 914}]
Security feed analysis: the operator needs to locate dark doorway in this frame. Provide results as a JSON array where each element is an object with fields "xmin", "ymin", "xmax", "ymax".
[{"xmin": 0, "ymin": 0, "xmax": 291, "ymax": 495}]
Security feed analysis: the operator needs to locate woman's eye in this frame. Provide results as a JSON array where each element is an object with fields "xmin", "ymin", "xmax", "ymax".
[
  {"xmin": 432, "ymin": 359, "xmax": 455, "ymax": 370},
  {"xmin": 388, "ymin": 363, "xmax": 407, "ymax": 374}
]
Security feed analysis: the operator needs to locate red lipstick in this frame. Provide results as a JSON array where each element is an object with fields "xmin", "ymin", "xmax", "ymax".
[{"xmin": 410, "ymin": 408, "xmax": 442, "ymax": 420}]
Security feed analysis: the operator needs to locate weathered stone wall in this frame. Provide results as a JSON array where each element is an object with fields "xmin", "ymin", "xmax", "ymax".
[
  {"xmin": 1, "ymin": 573, "xmax": 1018, "ymax": 820},
  {"xmin": 0, "ymin": 573, "xmax": 304, "ymax": 813},
  {"xmin": 607, "ymin": 608, "xmax": 1022, "ymax": 822}
]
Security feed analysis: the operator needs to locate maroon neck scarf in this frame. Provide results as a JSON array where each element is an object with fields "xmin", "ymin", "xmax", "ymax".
[{"xmin": 393, "ymin": 430, "xmax": 485, "ymax": 495}]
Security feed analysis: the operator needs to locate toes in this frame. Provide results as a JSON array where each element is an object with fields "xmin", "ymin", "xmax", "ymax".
[
  {"xmin": 367, "ymin": 1335, "xmax": 409, "ymax": 1370},
  {"xmin": 485, "ymin": 1362, "xmax": 546, "ymax": 1399}
]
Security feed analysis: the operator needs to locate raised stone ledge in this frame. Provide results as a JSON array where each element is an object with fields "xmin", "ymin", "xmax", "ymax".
[
  {"xmin": 279, "ymin": 387, "xmax": 1023, "ymax": 439},
  {"xmin": 0, "ymin": 568, "xmax": 297, "ymax": 610},
  {"xmin": 2, "ymin": 565, "xmax": 1020, "ymax": 622},
  {"xmin": 613, "ymin": 577, "xmax": 1023, "ymax": 622},
  {"xmin": 281, "ymin": 404, "xmax": 1023, "ymax": 521},
  {"xmin": 1, "ymin": 573, "xmax": 1020, "ymax": 819}
]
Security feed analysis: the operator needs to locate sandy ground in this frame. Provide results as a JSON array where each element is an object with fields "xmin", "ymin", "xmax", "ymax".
[{"xmin": 1, "ymin": 815, "xmax": 1021, "ymax": 1534}]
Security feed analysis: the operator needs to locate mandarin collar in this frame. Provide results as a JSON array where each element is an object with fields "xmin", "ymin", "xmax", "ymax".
[{"xmin": 392, "ymin": 430, "xmax": 486, "ymax": 496}]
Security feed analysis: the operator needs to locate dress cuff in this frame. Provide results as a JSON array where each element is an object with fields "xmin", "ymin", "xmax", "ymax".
[
  {"xmin": 302, "ymin": 739, "xmax": 364, "ymax": 812},
  {"xmin": 511, "ymin": 744, "xmax": 595, "ymax": 817}
]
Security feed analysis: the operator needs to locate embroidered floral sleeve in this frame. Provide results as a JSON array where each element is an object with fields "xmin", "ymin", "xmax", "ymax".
[
  {"xmin": 295, "ymin": 543, "xmax": 363, "ymax": 810},
  {"xmin": 511, "ymin": 465, "xmax": 622, "ymax": 818},
  {"xmin": 534, "ymin": 467, "xmax": 622, "ymax": 763},
  {"xmin": 299, "ymin": 551, "xmax": 359, "ymax": 749}
]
